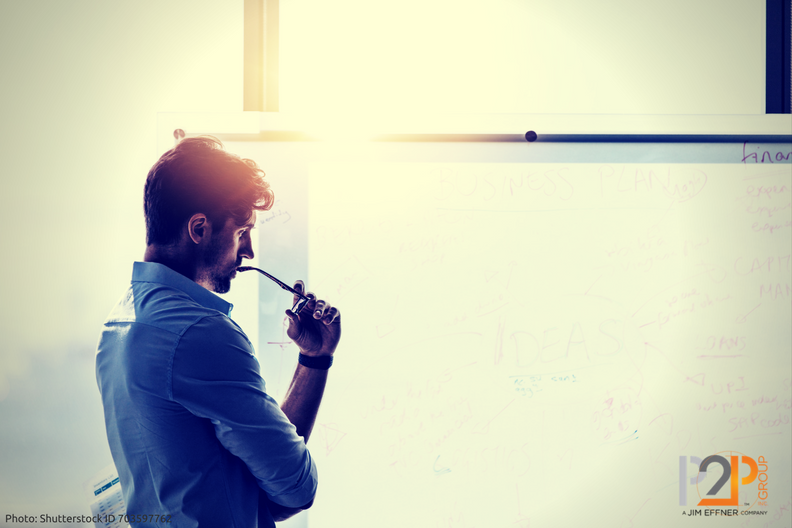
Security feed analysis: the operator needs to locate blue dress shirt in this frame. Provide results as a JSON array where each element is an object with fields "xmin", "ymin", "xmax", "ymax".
[{"xmin": 96, "ymin": 262, "xmax": 317, "ymax": 527}]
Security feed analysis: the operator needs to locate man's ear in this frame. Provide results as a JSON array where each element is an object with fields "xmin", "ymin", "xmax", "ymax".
[{"xmin": 187, "ymin": 213, "xmax": 211, "ymax": 244}]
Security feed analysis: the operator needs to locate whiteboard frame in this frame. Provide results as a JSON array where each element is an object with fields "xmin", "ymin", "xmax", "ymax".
[{"xmin": 157, "ymin": 112, "xmax": 792, "ymax": 153}]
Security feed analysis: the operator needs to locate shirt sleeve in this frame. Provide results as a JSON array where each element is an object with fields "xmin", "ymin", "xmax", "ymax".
[{"xmin": 170, "ymin": 314, "xmax": 317, "ymax": 508}]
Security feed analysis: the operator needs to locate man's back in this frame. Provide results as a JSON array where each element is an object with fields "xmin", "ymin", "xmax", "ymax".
[{"xmin": 96, "ymin": 262, "xmax": 317, "ymax": 527}]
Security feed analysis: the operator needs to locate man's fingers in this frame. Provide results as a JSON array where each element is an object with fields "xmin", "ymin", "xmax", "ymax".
[
  {"xmin": 290, "ymin": 280, "xmax": 337, "ymax": 324},
  {"xmin": 292, "ymin": 281, "xmax": 306, "ymax": 305},
  {"xmin": 301, "ymin": 291, "xmax": 316, "ymax": 314},
  {"xmin": 322, "ymin": 307, "xmax": 340, "ymax": 325},
  {"xmin": 313, "ymin": 300, "xmax": 330, "ymax": 319}
]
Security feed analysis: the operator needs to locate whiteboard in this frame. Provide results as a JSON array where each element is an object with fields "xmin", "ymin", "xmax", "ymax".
[{"xmin": 230, "ymin": 140, "xmax": 791, "ymax": 528}]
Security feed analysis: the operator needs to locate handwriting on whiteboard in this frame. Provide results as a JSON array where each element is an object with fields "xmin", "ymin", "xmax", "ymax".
[{"xmin": 741, "ymin": 142, "xmax": 792, "ymax": 164}]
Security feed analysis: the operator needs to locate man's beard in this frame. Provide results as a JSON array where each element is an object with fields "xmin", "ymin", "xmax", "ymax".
[
  {"xmin": 203, "ymin": 242, "xmax": 240, "ymax": 294},
  {"xmin": 210, "ymin": 273, "xmax": 233, "ymax": 294}
]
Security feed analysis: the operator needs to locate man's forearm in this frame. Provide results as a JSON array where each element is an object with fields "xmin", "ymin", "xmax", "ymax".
[
  {"xmin": 280, "ymin": 283, "xmax": 340, "ymax": 442},
  {"xmin": 280, "ymin": 364, "xmax": 328, "ymax": 442}
]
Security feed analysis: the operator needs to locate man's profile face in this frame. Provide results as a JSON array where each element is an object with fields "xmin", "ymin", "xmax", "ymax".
[{"xmin": 202, "ymin": 211, "xmax": 256, "ymax": 294}]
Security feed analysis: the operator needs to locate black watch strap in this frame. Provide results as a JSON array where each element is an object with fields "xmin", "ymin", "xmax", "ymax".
[{"xmin": 298, "ymin": 353, "xmax": 333, "ymax": 370}]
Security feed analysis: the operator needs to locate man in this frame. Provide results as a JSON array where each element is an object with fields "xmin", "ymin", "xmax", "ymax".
[{"xmin": 95, "ymin": 136, "xmax": 340, "ymax": 527}]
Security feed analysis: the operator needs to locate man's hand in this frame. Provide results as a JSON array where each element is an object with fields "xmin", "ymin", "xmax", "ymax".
[{"xmin": 285, "ymin": 281, "xmax": 341, "ymax": 357}]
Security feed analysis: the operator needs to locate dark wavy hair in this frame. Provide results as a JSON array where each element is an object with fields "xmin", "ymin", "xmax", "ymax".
[{"xmin": 144, "ymin": 136, "xmax": 274, "ymax": 245}]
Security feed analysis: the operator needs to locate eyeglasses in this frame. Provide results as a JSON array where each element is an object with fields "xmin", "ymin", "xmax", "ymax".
[{"xmin": 236, "ymin": 266, "xmax": 310, "ymax": 314}]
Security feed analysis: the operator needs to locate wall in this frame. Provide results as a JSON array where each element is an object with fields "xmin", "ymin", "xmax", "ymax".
[{"xmin": 0, "ymin": 1, "xmax": 243, "ymax": 519}]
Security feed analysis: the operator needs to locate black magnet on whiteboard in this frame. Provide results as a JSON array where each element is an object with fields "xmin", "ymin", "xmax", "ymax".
[{"xmin": 525, "ymin": 131, "xmax": 538, "ymax": 142}]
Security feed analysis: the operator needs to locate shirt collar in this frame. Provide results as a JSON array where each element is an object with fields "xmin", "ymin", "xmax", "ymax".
[{"xmin": 131, "ymin": 261, "xmax": 233, "ymax": 316}]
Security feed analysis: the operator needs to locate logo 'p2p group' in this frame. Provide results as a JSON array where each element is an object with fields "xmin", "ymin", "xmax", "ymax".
[{"xmin": 679, "ymin": 452, "xmax": 768, "ymax": 509}]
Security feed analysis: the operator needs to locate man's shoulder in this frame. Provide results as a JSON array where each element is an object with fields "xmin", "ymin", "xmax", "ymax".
[{"xmin": 104, "ymin": 281, "xmax": 231, "ymax": 337}]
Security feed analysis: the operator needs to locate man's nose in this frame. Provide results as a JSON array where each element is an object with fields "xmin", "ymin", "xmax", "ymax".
[
  {"xmin": 240, "ymin": 246, "xmax": 254, "ymax": 260},
  {"xmin": 240, "ymin": 235, "xmax": 254, "ymax": 260}
]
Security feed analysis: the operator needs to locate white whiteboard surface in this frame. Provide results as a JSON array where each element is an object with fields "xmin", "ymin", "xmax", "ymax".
[{"xmin": 232, "ymin": 141, "xmax": 791, "ymax": 528}]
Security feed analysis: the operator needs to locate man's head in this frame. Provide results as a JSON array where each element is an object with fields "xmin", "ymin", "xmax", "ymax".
[{"xmin": 144, "ymin": 136, "xmax": 274, "ymax": 292}]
